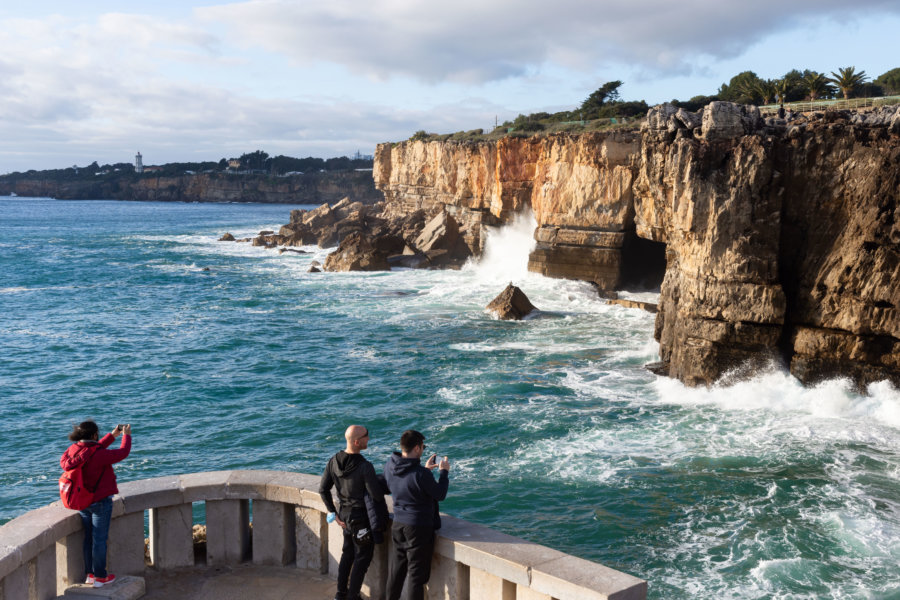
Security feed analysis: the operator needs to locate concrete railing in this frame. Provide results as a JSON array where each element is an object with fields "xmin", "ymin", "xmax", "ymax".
[{"xmin": 0, "ymin": 470, "xmax": 646, "ymax": 600}]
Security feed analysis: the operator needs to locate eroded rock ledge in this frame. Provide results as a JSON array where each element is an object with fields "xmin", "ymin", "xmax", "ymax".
[{"xmin": 373, "ymin": 102, "xmax": 900, "ymax": 388}]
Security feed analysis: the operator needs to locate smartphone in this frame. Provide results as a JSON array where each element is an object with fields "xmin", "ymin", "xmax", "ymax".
[{"xmin": 427, "ymin": 453, "xmax": 437, "ymax": 464}]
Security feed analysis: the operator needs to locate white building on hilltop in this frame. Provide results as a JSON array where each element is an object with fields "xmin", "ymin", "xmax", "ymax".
[{"xmin": 135, "ymin": 152, "xmax": 143, "ymax": 174}]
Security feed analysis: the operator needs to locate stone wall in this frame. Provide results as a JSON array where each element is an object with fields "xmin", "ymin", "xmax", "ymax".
[{"xmin": 0, "ymin": 470, "xmax": 646, "ymax": 600}]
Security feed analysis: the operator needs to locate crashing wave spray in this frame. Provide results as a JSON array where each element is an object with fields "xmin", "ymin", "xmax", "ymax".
[{"xmin": 465, "ymin": 209, "xmax": 537, "ymax": 284}]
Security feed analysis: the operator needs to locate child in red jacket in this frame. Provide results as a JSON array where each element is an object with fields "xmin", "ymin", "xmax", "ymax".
[{"xmin": 60, "ymin": 420, "xmax": 132, "ymax": 588}]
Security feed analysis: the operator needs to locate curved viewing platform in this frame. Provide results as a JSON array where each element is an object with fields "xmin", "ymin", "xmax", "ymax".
[{"xmin": 0, "ymin": 470, "xmax": 647, "ymax": 600}]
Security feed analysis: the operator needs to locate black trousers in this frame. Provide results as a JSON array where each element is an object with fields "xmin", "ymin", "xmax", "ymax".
[
  {"xmin": 386, "ymin": 523, "xmax": 435, "ymax": 600},
  {"xmin": 336, "ymin": 518, "xmax": 375, "ymax": 600}
]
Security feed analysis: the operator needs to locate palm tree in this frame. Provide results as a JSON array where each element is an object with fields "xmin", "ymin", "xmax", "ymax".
[
  {"xmin": 774, "ymin": 76, "xmax": 798, "ymax": 108},
  {"xmin": 801, "ymin": 72, "xmax": 835, "ymax": 101},
  {"xmin": 753, "ymin": 79, "xmax": 778, "ymax": 105},
  {"xmin": 829, "ymin": 66, "xmax": 869, "ymax": 100},
  {"xmin": 735, "ymin": 77, "xmax": 779, "ymax": 105}
]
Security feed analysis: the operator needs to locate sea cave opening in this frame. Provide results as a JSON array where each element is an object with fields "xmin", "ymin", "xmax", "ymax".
[{"xmin": 619, "ymin": 227, "xmax": 667, "ymax": 291}]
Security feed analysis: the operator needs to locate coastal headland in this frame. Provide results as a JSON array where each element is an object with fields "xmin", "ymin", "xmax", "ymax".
[
  {"xmin": 258, "ymin": 101, "xmax": 900, "ymax": 390},
  {"xmin": 0, "ymin": 170, "xmax": 381, "ymax": 205}
]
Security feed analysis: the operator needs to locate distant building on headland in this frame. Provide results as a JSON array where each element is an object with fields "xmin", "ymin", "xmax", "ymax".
[{"xmin": 135, "ymin": 152, "xmax": 143, "ymax": 174}]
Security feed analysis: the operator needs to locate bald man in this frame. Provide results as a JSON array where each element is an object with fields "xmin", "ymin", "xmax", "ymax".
[{"xmin": 319, "ymin": 425, "xmax": 386, "ymax": 600}]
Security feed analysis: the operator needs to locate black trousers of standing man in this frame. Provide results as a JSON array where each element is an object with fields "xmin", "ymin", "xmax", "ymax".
[
  {"xmin": 336, "ymin": 510, "xmax": 374, "ymax": 600},
  {"xmin": 386, "ymin": 523, "xmax": 435, "ymax": 600}
]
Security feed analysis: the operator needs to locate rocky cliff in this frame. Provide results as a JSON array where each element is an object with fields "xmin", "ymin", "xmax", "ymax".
[
  {"xmin": 374, "ymin": 102, "xmax": 900, "ymax": 388},
  {"xmin": 0, "ymin": 171, "xmax": 380, "ymax": 205}
]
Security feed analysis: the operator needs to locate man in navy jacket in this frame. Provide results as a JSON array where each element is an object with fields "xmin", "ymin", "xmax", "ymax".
[{"xmin": 383, "ymin": 429, "xmax": 450, "ymax": 600}]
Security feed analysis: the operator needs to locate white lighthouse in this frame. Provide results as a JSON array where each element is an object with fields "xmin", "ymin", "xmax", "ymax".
[{"xmin": 135, "ymin": 152, "xmax": 143, "ymax": 174}]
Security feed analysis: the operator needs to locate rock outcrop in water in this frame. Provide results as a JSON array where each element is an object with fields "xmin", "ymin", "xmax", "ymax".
[
  {"xmin": 372, "ymin": 102, "xmax": 900, "ymax": 389},
  {"xmin": 487, "ymin": 284, "xmax": 538, "ymax": 320}
]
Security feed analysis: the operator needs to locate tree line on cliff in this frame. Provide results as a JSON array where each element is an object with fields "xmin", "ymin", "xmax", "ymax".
[
  {"xmin": 410, "ymin": 65, "xmax": 900, "ymax": 141},
  {"xmin": 0, "ymin": 150, "xmax": 374, "ymax": 183},
  {"xmin": 515, "ymin": 66, "xmax": 900, "ymax": 130}
]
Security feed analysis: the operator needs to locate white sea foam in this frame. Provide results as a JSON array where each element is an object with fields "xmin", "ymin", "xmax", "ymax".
[
  {"xmin": 616, "ymin": 290, "xmax": 661, "ymax": 303},
  {"xmin": 0, "ymin": 285, "xmax": 78, "ymax": 294},
  {"xmin": 653, "ymin": 366, "xmax": 900, "ymax": 432},
  {"xmin": 436, "ymin": 386, "xmax": 476, "ymax": 407},
  {"xmin": 8, "ymin": 328, "xmax": 66, "ymax": 338},
  {"xmin": 463, "ymin": 209, "xmax": 537, "ymax": 283},
  {"xmin": 346, "ymin": 347, "xmax": 378, "ymax": 362}
]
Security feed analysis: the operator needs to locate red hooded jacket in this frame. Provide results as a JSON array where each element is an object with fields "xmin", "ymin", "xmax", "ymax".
[{"xmin": 60, "ymin": 433, "xmax": 131, "ymax": 503}]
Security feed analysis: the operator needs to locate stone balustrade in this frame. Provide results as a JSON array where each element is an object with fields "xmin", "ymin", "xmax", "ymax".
[{"xmin": 0, "ymin": 470, "xmax": 646, "ymax": 600}]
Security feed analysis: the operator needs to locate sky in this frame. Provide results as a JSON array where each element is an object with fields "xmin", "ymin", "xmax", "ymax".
[{"xmin": 1, "ymin": 1, "xmax": 899, "ymax": 173}]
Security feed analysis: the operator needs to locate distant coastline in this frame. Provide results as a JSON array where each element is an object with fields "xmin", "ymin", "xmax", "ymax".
[{"xmin": 0, "ymin": 170, "xmax": 381, "ymax": 205}]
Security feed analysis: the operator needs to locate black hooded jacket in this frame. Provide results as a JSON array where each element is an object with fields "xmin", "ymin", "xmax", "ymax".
[{"xmin": 319, "ymin": 450, "xmax": 386, "ymax": 521}]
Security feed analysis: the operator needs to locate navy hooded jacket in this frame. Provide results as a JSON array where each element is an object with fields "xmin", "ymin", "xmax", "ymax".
[{"xmin": 383, "ymin": 452, "xmax": 449, "ymax": 529}]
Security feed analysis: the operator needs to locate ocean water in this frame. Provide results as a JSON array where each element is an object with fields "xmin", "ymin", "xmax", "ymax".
[{"xmin": 2, "ymin": 197, "xmax": 899, "ymax": 599}]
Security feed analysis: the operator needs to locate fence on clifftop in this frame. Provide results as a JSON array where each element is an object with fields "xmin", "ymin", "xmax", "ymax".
[
  {"xmin": 0, "ymin": 470, "xmax": 647, "ymax": 600},
  {"xmin": 758, "ymin": 95, "xmax": 900, "ymax": 115}
]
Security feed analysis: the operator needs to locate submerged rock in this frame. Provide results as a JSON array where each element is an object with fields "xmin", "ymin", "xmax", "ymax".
[
  {"xmin": 218, "ymin": 232, "xmax": 235, "ymax": 241},
  {"xmin": 486, "ymin": 284, "xmax": 537, "ymax": 320}
]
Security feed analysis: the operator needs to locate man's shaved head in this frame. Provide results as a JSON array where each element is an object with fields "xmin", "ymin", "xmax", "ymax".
[{"xmin": 344, "ymin": 425, "xmax": 370, "ymax": 453}]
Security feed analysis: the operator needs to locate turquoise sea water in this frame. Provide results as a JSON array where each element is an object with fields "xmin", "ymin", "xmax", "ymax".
[{"xmin": 2, "ymin": 197, "xmax": 900, "ymax": 599}]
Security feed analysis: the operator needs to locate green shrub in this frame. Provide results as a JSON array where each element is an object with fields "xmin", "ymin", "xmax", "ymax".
[{"xmin": 874, "ymin": 67, "xmax": 900, "ymax": 95}]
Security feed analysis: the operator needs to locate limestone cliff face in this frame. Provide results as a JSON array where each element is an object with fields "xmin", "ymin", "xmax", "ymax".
[
  {"xmin": 777, "ymin": 115, "xmax": 900, "ymax": 386},
  {"xmin": 635, "ymin": 105, "xmax": 786, "ymax": 384},
  {"xmin": 373, "ymin": 102, "xmax": 900, "ymax": 388},
  {"xmin": 375, "ymin": 132, "xmax": 640, "ymax": 278},
  {"xmin": 374, "ymin": 137, "xmax": 540, "ymax": 253},
  {"xmin": 1, "ymin": 171, "xmax": 380, "ymax": 205},
  {"xmin": 636, "ymin": 103, "xmax": 899, "ymax": 386}
]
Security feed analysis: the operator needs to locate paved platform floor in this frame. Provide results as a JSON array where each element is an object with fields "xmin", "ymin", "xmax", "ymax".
[{"xmin": 141, "ymin": 564, "xmax": 337, "ymax": 600}]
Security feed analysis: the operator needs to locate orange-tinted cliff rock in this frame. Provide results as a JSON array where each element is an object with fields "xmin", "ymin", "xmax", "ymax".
[{"xmin": 374, "ymin": 102, "xmax": 900, "ymax": 388}]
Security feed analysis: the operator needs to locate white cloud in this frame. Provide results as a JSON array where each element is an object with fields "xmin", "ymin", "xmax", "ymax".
[
  {"xmin": 1, "ymin": 2, "xmax": 898, "ymax": 172},
  {"xmin": 0, "ymin": 10, "xmax": 511, "ymax": 171},
  {"xmin": 197, "ymin": 0, "xmax": 900, "ymax": 82}
]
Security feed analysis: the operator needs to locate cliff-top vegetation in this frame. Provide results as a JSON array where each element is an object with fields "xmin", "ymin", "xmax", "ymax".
[{"xmin": 408, "ymin": 66, "xmax": 900, "ymax": 143}]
